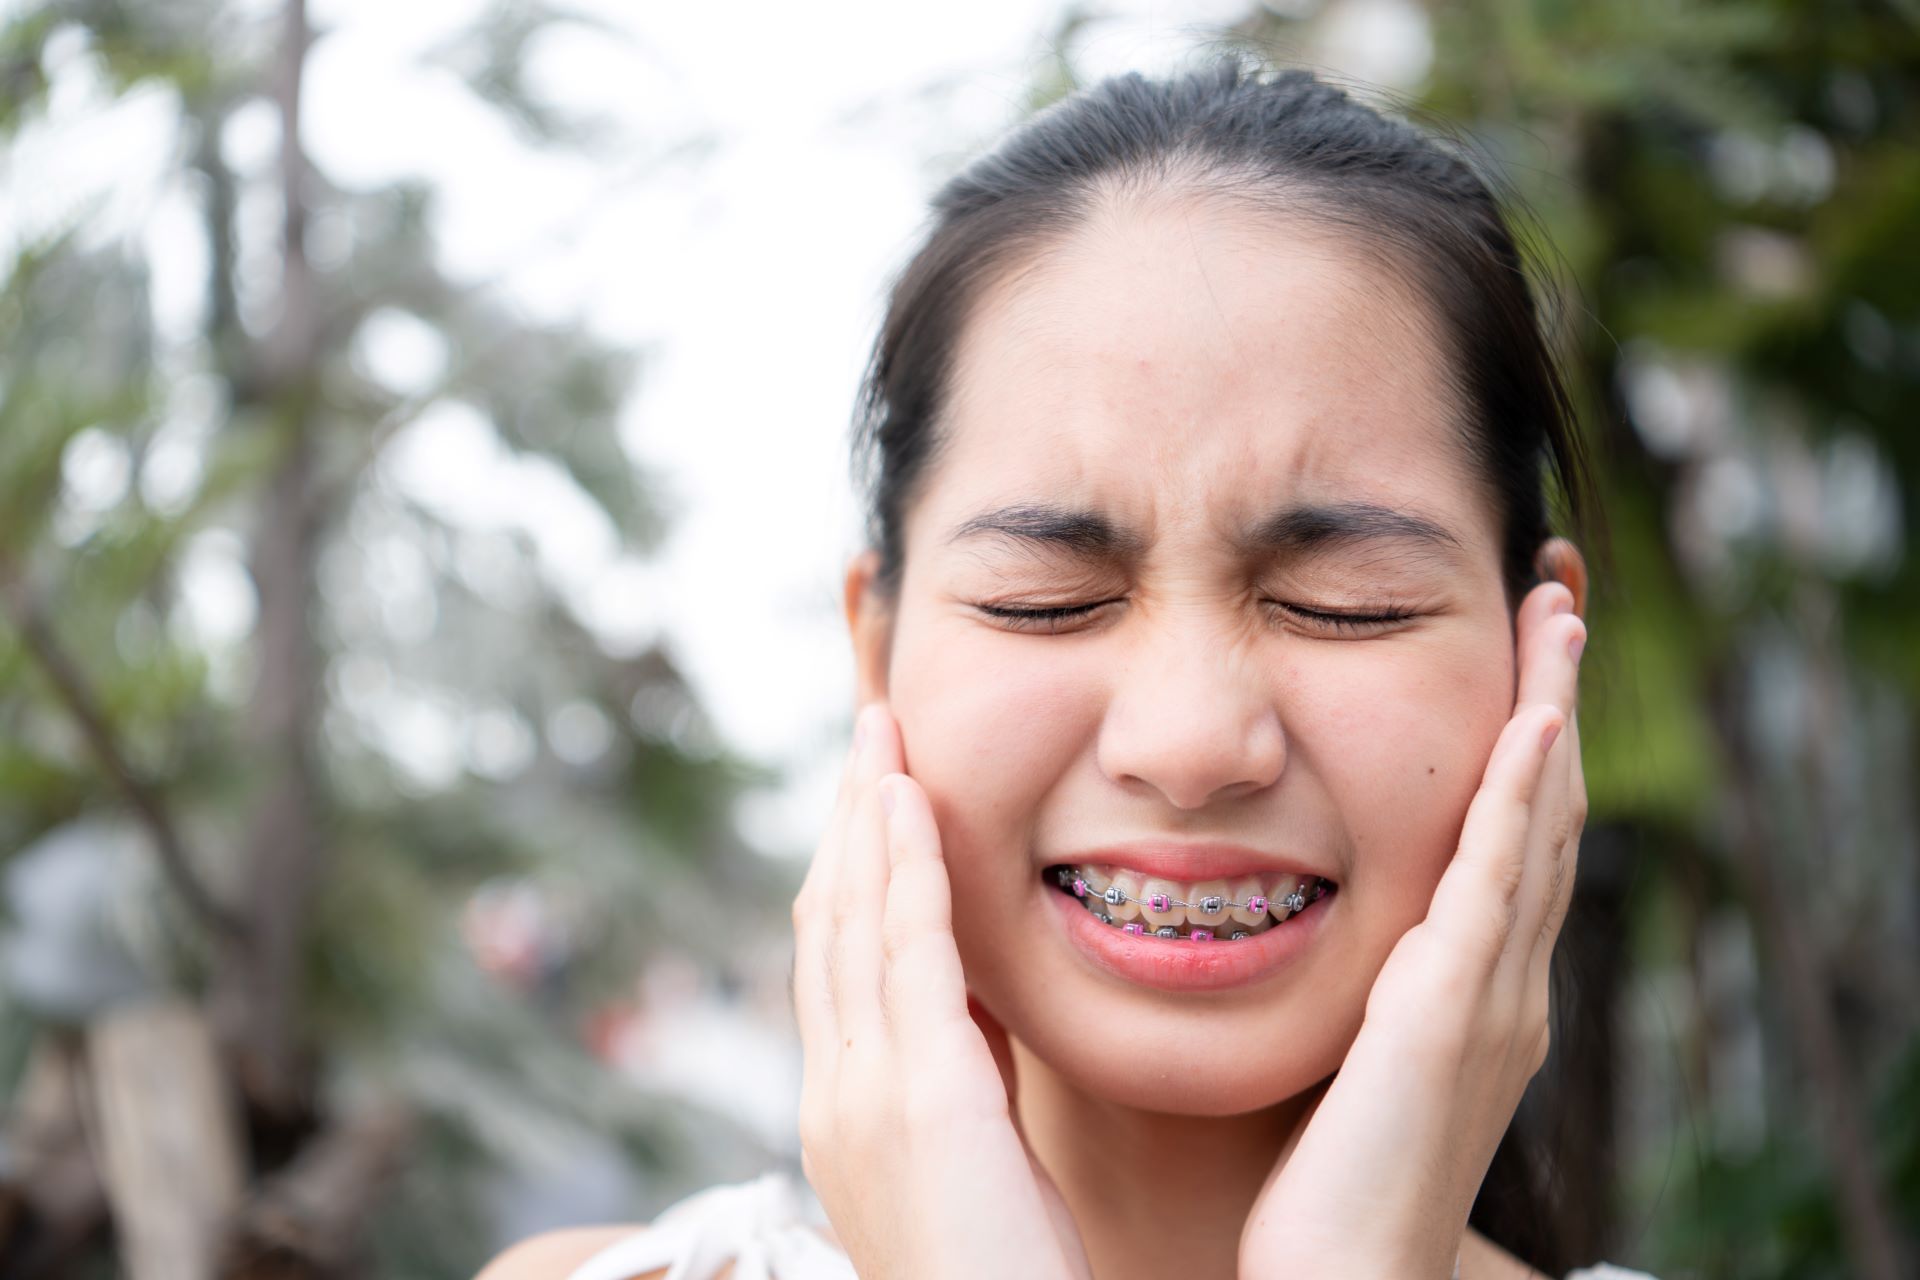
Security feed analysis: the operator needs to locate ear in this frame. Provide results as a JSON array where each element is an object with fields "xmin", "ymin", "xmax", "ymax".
[
  {"xmin": 1533, "ymin": 536, "xmax": 1589, "ymax": 619},
  {"xmin": 844, "ymin": 549, "xmax": 894, "ymax": 706}
]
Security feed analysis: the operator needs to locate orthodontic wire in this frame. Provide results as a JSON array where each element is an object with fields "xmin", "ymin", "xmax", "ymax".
[
  {"xmin": 1051, "ymin": 868, "xmax": 1327, "ymax": 939},
  {"xmin": 1052, "ymin": 867, "xmax": 1323, "ymax": 913}
]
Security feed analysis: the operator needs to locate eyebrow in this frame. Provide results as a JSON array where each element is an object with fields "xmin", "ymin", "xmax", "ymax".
[
  {"xmin": 944, "ymin": 499, "xmax": 1464, "ymax": 563},
  {"xmin": 1241, "ymin": 500, "xmax": 1464, "ymax": 558},
  {"xmin": 946, "ymin": 503, "xmax": 1149, "ymax": 559}
]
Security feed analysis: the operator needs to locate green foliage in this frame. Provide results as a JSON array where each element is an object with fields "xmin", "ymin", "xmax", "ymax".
[
  {"xmin": 1215, "ymin": 0, "xmax": 1920, "ymax": 1271},
  {"xmin": 1639, "ymin": 1034, "xmax": 1920, "ymax": 1279},
  {"xmin": 1578, "ymin": 482, "xmax": 1723, "ymax": 826},
  {"xmin": 0, "ymin": 3, "xmax": 790, "ymax": 1274}
]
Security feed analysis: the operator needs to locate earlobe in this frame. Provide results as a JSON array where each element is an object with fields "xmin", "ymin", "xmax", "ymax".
[
  {"xmin": 1533, "ymin": 536, "xmax": 1589, "ymax": 619},
  {"xmin": 843, "ymin": 549, "xmax": 893, "ymax": 707}
]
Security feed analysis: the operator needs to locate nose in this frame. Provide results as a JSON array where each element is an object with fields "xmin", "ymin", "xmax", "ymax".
[{"xmin": 1095, "ymin": 622, "xmax": 1288, "ymax": 810}]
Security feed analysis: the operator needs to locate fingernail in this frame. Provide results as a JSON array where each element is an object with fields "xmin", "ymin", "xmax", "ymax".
[
  {"xmin": 1541, "ymin": 718, "xmax": 1563, "ymax": 754},
  {"xmin": 1568, "ymin": 627, "xmax": 1586, "ymax": 663},
  {"xmin": 879, "ymin": 778, "xmax": 896, "ymax": 817}
]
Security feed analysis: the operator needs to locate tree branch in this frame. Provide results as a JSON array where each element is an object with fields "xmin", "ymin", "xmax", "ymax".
[
  {"xmin": 0, "ymin": 564, "xmax": 244, "ymax": 940},
  {"xmin": 217, "ymin": 1100, "xmax": 415, "ymax": 1280}
]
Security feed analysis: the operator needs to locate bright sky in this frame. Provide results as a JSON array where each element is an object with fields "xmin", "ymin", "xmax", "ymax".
[
  {"xmin": 303, "ymin": 0, "xmax": 1313, "ymax": 857},
  {"xmin": 15, "ymin": 0, "xmax": 1435, "ymax": 859}
]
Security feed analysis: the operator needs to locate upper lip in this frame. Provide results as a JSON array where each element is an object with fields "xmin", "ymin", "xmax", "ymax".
[{"xmin": 1054, "ymin": 841, "xmax": 1332, "ymax": 884}]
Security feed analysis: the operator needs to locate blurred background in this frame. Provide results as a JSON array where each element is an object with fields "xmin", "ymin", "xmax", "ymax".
[{"xmin": 0, "ymin": 0, "xmax": 1915, "ymax": 1277}]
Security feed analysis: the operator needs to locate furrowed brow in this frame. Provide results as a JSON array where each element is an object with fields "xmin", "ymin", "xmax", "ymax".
[
  {"xmin": 942, "ymin": 499, "xmax": 1465, "ymax": 567},
  {"xmin": 944, "ymin": 503, "xmax": 1147, "ymax": 563},
  {"xmin": 1239, "ymin": 501, "xmax": 1465, "ymax": 561}
]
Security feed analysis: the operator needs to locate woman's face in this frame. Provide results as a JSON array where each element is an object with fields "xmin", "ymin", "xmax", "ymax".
[{"xmin": 855, "ymin": 196, "xmax": 1519, "ymax": 1114}]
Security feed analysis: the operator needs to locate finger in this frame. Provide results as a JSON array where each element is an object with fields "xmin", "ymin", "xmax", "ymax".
[
  {"xmin": 969, "ymin": 995, "xmax": 1017, "ymax": 1089},
  {"xmin": 793, "ymin": 704, "xmax": 886, "ymax": 1065},
  {"xmin": 1509, "ymin": 579, "xmax": 1572, "ymax": 705},
  {"xmin": 793, "ymin": 706, "xmax": 876, "ymax": 916},
  {"xmin": 1510, "ymin": 609, "xmax": 1586, "ymax": 948},
  {"xmin": 1514, "ymin": 581, "xmax": 1583, "ymax": 717},
  {"xmin": 1535, "ymin": 707, "xmax": 1586, "ymax": 958},
  {"xmin": 876, "ymin": 772, "xmax": 972, "ymax": 1045},
  {"xmin": 1425, "ymin": 701, "xmax": 1565, "ymax": 967},
  {"xmin": 1519, "ymin": 706, "xmax": 1587, "ymax": 1063},
  {"xmin": 968, "ymin": 993, "xmax": 1022, "ymax": 1128},
  {"xmin": 827, "ymin": 704, "xmax": 905, "ymax": 1047}
]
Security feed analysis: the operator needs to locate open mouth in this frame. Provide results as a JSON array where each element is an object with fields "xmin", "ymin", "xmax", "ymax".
[{"xmin": 1043, "ymin": 863, "xmax": 1337, "ymax": 941}]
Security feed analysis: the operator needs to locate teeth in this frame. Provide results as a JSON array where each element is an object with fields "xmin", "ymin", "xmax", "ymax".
[
  {"xmin": 1055, "ymin": 863, "xmax": 1330, "ymax": 938},
  {"xmin": 1266, "ymin": 873, "xmax": 1304, "ymax": 922},
  {"xmin": 1226, "ymin": 875, "xmax": 1267, "ymax": 927},
  {"xmin": 1139, "ymin": 878, "xmax": 1184, "ymax": 929},
  {"xmin": 1104, "ymin": 869, "xmax": 1144, "ymax": 921},
  {"xmin": 1183, "ymin": 879, "xmax": 1232, "ymax": 928},
  {"xmin": 1075, "ymin": 867, "xmax": 1113, "ymax": 921},
  {"xmin": 1080, "ymin": 866, "xmax": 1112, "ymax": 902}
]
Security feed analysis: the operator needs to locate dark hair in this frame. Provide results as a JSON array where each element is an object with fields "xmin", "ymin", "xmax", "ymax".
[
  {"xmin": 852, "ymin": 57, "xmax": 1605, "ymax": 608},
  {"xmin": 849, "ymin": 57, "xmax": 1607, "ymax": 1271}
]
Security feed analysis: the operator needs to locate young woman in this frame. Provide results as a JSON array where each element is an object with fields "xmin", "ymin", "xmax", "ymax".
[{"xmin": 482, "ymin": 58, "xmax": 1659, "ymax": 1280}]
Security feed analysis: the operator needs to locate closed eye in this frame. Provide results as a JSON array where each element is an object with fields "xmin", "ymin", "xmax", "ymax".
[
  {"xmin": 974, "ymin": 600, "xmax": 1417, "ymax": 636},
  {"xmin": 1262, "ymin": 601, "xmax": 1418, "ymax": 635},
  {"xmin": 974, "ymin": 600, "xmax": 1121, "ymax": 633}
]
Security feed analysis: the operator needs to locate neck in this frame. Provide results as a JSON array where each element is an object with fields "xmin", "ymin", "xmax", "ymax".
[{"xmin": 1010, "ymin": 1037, "xmax": 1312, "ymax": 1280}]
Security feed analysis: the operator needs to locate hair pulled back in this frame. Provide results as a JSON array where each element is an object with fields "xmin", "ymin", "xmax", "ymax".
[
  {"xmin": 849, "ymin": 56, "xmax": 1605, "ymax": 1272},
  {"xmin": 852, "ymin": 56, "xmax": 1601, "ymax": 614}
]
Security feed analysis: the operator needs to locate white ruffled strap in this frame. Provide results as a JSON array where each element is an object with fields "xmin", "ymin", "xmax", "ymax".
[{"xmin": 563, "ymin": 1171, "xmax": 855, "ymax": 1280}]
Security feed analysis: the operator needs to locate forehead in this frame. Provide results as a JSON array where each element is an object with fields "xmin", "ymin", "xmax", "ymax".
[{"xmin": 918, "ymin": 196, "xmax": 1495, "ymax": 558}]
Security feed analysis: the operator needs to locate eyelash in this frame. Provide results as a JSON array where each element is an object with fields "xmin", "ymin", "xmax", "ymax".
[{"xmin": 975, "ymin": 600, "xmax": 1418, "ymax": 636}]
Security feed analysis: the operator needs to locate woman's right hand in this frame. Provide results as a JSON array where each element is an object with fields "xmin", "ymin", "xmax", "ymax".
[{"xmin": 791, "ymin": 701, "xmax": 1093, "ymax": 1280}]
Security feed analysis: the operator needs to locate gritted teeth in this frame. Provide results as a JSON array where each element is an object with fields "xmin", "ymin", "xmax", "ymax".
[{"xmin": 1047, "ymin": 864, "xmax": 1334, "ymax": 939}]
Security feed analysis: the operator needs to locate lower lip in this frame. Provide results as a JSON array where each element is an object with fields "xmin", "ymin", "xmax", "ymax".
[{"xmin": 1044, "ymin": 881, "xmax": 1334, "ymax": 993}]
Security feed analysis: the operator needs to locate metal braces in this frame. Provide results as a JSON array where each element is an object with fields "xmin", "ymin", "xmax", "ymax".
[{"xmin": 1051, "ymin": 867, "xmax": 1327, "ymax": 941}]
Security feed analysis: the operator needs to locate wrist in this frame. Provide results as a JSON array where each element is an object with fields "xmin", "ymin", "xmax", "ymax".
[{"xmin": 1240, "ymin": 1244, "xmax": 1461, "ymax": 1280}]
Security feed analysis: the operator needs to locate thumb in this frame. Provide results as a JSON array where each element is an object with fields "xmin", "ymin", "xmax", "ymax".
[
  {"xmin": 967, "ymin": 993, "xmax": 1025, "ymax": 1134},
  {"xmin": 1280, "ymin": 1080, "xmax": 1329, "ymax": 1159}
]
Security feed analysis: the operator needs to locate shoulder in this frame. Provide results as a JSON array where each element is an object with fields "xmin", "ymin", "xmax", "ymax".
[
  {"xmin": 472, "ymin": 1169, "xmax": 838, "ymax": 1280},
  {"xmin": 474, "ymin": 1225, "xmax": 715, "ymax": 1280}
]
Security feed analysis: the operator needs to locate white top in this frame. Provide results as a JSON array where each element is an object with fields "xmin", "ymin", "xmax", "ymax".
[
  {"xmin": 561, "ymin": 1169, "xmax": 1659, "ymax": 1280},
  {"xmin": 561, "ymin": 1170, "xmax": 854, "ymax": 1280}
]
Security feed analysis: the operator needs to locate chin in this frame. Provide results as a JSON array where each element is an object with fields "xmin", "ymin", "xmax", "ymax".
[
  {"xmin": 1025, "ymin": 1009, "xmax": 1358, "ymax": 1116},
  {"xmin": 958, "ymin": 908, "xmax": 1368, "ymax": 1116}
]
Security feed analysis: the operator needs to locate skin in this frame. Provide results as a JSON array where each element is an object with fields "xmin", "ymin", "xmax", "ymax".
[
  {"xmin": 476, "ymin": 190, "xmax": 1590, "ymax": 1280},
  {"xmin": 818, "ymin": 194, "xmax": 1587, "ymax": 1278}
]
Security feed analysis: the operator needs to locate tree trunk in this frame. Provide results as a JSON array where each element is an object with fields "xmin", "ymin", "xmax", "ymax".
[
  {"xmin": 214, "ymin": 0, "xmax": 326, "ymax": 1124},
  {"xmin": 0, "ymin": 1032, "xmax": 108, "ymax": 1277},
  {"xmin": 89, "ymin": 1002, "xmax": 247, "ymax": 1280},
  {"xmin": 1709, "ymin": 664, "xmax": 1910, "ymax": 1280}
]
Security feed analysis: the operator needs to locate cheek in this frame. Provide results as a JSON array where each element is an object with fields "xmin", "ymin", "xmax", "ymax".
[
  {"xmin": 1287, "ymin": 630, "xmax": 1515, "ymax": 900},
  {"xmin": 877, "ymin": 611, "xmax": 1519, "ymax": 1113},
  {"xmin": 886, "ymin": 625, "xmax": 1101, "ymax": 905}
]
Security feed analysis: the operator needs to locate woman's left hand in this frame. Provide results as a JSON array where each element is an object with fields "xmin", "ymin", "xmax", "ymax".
[{"xmin": 1238, "ymin": 581, "xmax": 1588, "ymax": 1280}]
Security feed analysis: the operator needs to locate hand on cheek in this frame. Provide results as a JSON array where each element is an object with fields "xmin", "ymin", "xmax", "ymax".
[
  {"xmin": 790, "ymin": 703, "xmax": 1094, "ymax": 1280},
  {"xmin": 1239, "ymin": 581, "xmax": 1588, "ymax": 1280}
]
